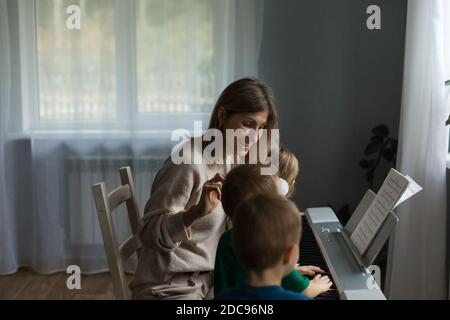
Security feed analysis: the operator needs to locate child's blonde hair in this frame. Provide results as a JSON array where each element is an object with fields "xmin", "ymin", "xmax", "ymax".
[{"xmin": 278, "ymin": 145, "xmax": 299, "ymax": 198}]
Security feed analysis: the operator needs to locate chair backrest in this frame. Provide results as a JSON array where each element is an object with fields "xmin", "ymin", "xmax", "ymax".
[{"xmin": 92, "ymin": 166, "xmax": 142, "ymax": 299}]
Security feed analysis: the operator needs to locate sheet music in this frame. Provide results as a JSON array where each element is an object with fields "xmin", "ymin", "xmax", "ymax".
[
  {"xmin": 393, "ymin": 175, "xmax": 422, "ymax": 209},
  {"xmin": 351, "ymin": 169, "xmax": 409, "ymax": 255}
]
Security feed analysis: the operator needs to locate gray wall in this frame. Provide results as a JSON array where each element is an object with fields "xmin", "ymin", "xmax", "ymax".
[{"xmin": 259, "ymin": 0, "xmax": 407, "ymax": 218}]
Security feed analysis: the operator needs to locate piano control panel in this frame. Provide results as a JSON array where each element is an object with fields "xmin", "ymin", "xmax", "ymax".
[{"xmin": 304, "ymin": 207, "xmax": 386, "ymax": 300}]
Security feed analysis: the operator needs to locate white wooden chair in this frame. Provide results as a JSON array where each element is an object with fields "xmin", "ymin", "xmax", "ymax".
[{"xmin": 92, "ymin": 166, "xmax": 142, "ymax": 300}]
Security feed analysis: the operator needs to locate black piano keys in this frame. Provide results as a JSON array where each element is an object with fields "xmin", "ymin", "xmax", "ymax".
[{"xmin": 299, "ymin": 216, "xmax": 340, "ymax": 300}]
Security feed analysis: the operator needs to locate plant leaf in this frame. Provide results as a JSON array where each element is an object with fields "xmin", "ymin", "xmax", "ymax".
[
  {"xmin": 365, "ymin": 137, "xmax": 384, "ymax": 155},
  {"xmin": 360, "ymin": 159, "xmax": 376, "ymax": 169},
  {"xmin": 372, "ymin": 125, "xmax": 390, "ymax": 138},
  {"xmin": 381, "ymin": 148, "xmax": 395, "ymax": 162},
  {"xmin": 390, "ymin": 139, "xmax": 398, "ymax": 151},
  {"xmin": 365, "ymin": 170, "xmax": 374, "ymax": 183},
  {"xmin": 359, "ymin": 159, "xmax": 370, "ymax": 169}
]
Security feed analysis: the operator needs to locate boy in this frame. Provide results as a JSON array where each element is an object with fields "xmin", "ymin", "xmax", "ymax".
[
  {"xmin": 215, "ymin": 194, "xmax": 308, "ymax": 300},
  {"xmin": 214, "ymin": 164, "xmax": 332, "ymax": 298}
]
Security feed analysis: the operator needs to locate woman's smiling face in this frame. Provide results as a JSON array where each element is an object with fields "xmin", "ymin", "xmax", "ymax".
[{"xmin": 221, "ymin": 109, "xmax": 269, "ymax": 157}]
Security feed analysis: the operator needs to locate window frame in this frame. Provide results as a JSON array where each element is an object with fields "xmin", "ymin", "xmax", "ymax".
[{"xmin": 18, "ymin": 0, "xmax": 212, "ymax": 134}]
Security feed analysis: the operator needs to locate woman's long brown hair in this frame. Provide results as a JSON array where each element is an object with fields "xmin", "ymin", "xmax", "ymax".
[
  {"xmin": 204, "ymin": 78, "xmax": 279, "ymax": 162},
  {"xmin": 208, "ymin": 77, "xmax": 278, "ymax": 131}
]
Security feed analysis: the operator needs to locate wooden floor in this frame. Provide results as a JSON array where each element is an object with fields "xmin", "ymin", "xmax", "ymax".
[{"xmin": 0, "ymin": 268, "xmax": 131, "ymax": 300}]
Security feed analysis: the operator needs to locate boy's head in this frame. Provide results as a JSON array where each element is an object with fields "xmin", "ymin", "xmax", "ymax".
[
  {"xmin": 232, "ymin": 193, "xmax": 301, "ymax": 277},
  {"xmin": 278, "ymin": 145, "xmax": 299, "ymax": 198},
  {"xmin": 222, "ymin": 164, "xmax": 279, "ymax": 220}
]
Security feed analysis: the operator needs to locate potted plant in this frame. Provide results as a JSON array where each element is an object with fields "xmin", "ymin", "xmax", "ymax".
[{"xmin": 359, "ymin": 125, "xmax": 398, "ymax": 189}]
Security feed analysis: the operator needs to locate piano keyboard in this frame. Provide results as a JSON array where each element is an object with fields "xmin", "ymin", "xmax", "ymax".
[
  {"xmin": 299, "ymin": 208, "xmax": 386, "ymax": 300},
  {"xmin": 299, "ymin": 215, "xmax": 340, "ymax": 300}
]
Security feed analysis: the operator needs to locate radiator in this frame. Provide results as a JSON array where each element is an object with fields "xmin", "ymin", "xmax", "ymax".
[{"xmin": 67, "ymin": 156, "xmax": 166, "ymax": 246}]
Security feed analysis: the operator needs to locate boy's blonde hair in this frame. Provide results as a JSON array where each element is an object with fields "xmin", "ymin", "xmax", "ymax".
[
  {"xmin": 232, "ymin": 193, "xmax": 301, "ymax": 271},
  {"xmin": 278, "ymin": 145, "xmax": 299, "ymax": 198},
  {"xmin": 222, "ymin": 164, "xmax": 279, "ymax": 220}
]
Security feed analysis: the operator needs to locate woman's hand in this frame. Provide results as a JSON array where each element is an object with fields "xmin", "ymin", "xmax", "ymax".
[
  {"xmin": 197, "ymin": 173, "xmax": 224, "ymax": 217},
  {"xmin": 183, "ymin": 173, "xmax": 225, "ymax": 227}
]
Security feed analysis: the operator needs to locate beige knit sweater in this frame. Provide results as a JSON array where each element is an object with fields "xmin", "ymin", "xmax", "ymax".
[{"xmin": 129, "ymin": 143, "xmax": 227, "ymax": 298}]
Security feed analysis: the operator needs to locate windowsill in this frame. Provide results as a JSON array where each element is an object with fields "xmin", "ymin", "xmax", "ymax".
[
  {"xmin": 6, "ymin": 130, "xmax": 182, "ymax": 141},
  {"xmin": 8, "ymin": 112, "xmax": 211, "ymax": 141}
]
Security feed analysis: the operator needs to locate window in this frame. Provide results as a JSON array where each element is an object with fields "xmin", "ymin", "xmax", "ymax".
[
  {"xmin": 135, "ymin": 0, "xmax": 215, "ymax": 114},
  {"xmin": 19, "ymin": 0, "xmax": 246, "ymax": 132},
  {"xmin": 36, "ymin": 0, "xmax": 116, "ymax": 121}
]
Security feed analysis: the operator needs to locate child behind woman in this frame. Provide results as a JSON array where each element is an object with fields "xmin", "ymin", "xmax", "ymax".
[{"xmin": 215, "ymin": 193, "xmax": 307, "ymax": 300}]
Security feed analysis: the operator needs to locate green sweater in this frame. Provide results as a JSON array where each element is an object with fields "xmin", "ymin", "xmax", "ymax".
[{"xmin": 214, "ymin": 229, "xmax": 310, "ymax": 296}]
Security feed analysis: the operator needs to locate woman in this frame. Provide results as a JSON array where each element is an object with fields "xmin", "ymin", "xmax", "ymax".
[{"xmin": 130, "ymin": 78, "xmax": 279, "ymax": 299}]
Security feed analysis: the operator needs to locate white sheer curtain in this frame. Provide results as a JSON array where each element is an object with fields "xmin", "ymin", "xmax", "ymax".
[
  {"xmin": 0, "ymin": 0, "xmax": 17, "ymax": 273},
  {"xmin": 0, "ymin": 0, "xmax": 264, "ymax": 275},
  {"xmin": 386, "ymin": 0, "xmax": 450, "ymax": 299}
]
